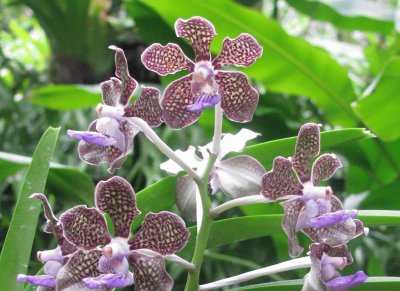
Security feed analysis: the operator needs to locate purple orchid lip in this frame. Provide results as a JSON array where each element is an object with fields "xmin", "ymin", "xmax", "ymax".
[
  {"xmin": 325, "ymin": 270, "xmax": 368, "ymax": 290},
  {"xmin": 308, "ymin": 210, "xmax": 358, "ymax": 229},
  {"xmin": 187, "ymin": 94, "xmax": 221, "ymax": 112},
  {"xmin": 67, "ymin": 130, "xmax": 117, "ymax": 147}
]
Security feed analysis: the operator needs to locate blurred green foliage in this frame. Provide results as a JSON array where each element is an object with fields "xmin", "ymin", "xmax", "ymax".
[{"xmin": 1, "ymin": 0, "xmax": 400, "ymax": 290}]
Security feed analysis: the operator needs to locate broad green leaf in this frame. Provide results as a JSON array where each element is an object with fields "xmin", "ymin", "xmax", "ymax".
[
  {"xmin": 0, "ymin": 127, "xmax": 59, "ymax": 291},
  {"xmin": 135, "ymin": 0, "xmax": 358, "ymax": 126},
  {"xmin": 0, "ymin": 151, "xmax": 94, "ymax": 205},
  {"xmin": 180, "ymin": 211, "xmax": 400, "ymax": 259},
  {"xmin": 353, "ymin": 58, "xmax": 400, "ymax": 142},
  {"xmin": 30, "ymin": 85, "xmax": 101, "ymax": 110},
  {"xmin": 361, "ymin": 181, "xmax": 400, "ymax": 210},
  {"xmin": 286, "ymin": 0, "xmax": 394, "ymax": 34},
  {"xmin": 229, "ymin": 277, "xmax": 400, "ymax": 290}
]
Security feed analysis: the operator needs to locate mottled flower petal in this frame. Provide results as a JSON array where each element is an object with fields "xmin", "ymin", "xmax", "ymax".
[
  {"xmin": 78, "ymin": 120, "xmax": 139, "ymax": 174},
  {"xmin": 60, "ymin": 206, "xmax": 111, "ymax": 250},
  {"xmin": 160, "ymin": 146, "xmax": 202, "ymax": 175},
  {"xmin": 128, "ymin": 251, "xmax": 173, "ymax": 291},
  {"xmin": 124, "ymin": 86, "xmax": 163, "ymax": 127},
  {"xmin": 56, "ymin": 250, "xmax": 111, "ymax": 291},
  {"xmin": 17, "ymin": 275, "xmax": 56, "ymax": 288},
  {"xmin": 83, "ymin": 273, "xmax": 133, "ymax": 289},
  {"xmin": 175, "ymin": 175, "xmax": 198, "ymax": 221},
  {"xmin": 187, "ymin": 94, "xmax": 221, "ymax": 112},
  {"xmin": 308, "ymin": 210, "xmax": 358, "ymax": 229},
  {"xmin": 292, "ymin": 123, "xmax": 321, "ymax": 184},
  {"xmin": 215, "ymin": 71, "xmax": 259, "ymax": 123},
  {"xmin": 325, "ymin": 270, "xmax": 368, "ymax": 291},
  {"xmin": 261, "ymin": 157, "xmax": 303, "ymax": 200},
  {"xmin": 212, "ymin": 33, "xmax": 263, "ymax": 69},
  {"xmin": 216, "ymin": 155, "xmax": 266, "ymax": 198},
  {"xmin": 95, "ymin": 176, "xmax": 140, "ymax": 238},
  {"xmin": 109, "ymin": 46, "xmax": 138, "ymax": 105},
  {"xmin": 312, "ymin": 154, "xmax": 342, "ymax": 185},
  {"xmin": 309, "ymin": 243, "xmax": 353, "ymax": 265},
  {"xmin": 280, "ymin": 197, "xmax": 305, "ymax": 258},
  {"xmin": 100, "ymin": 77, "xmax": 122, "ymax": 107},
  {"xmin": 161, "ymin": 74, "xmax": 201, "ymax": 129},
  {"xmin": 67, "ymin": 130, "xmax": 117, "ymax": 147},
  {"xmin": 175, "ymin": 17, "xmax": 216, "ymax": 62},
  {"xmin": 141, "ymin": 43, "xmax": 194, "ymax": 75},
  {"xmin": 30, "ymin": 193, "xmax": 58, "ymax": 233},
  {"xmin": 129, "ymin": 212, "xmax": 190, "ymax": 255}
]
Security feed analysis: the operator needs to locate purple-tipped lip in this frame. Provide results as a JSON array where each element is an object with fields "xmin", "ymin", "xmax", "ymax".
[
  {"xmin": 187, "ymin": 94, "xmax": 221, "ymax": 112},
  {"xmin": 308, "ymin": 210, "xmax": 358, "ymax": 229}
]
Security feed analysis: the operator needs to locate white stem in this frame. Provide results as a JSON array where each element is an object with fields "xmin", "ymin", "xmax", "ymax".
[
  {"xmin": 211, "ymin": 103, "xmax": 223, "ymax": 156},
  {"xmin": 127, "ymin": 117, "xmax": 201, "ymax": 183},
  {"xmin": 209, "ymin": 195, "xmax": 272, "ymax": 218},
  {"xmin": 199, "ymin": 257, "xmax": 311, "ymax": 290},
  {"xmin": 134, "ymin": 249, "xmax": 196, "ymax": 271}
]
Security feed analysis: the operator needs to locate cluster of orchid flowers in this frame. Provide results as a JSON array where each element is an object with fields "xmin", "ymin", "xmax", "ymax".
[{"xmin": 18, "ymin": 16, "xmax": 368, "ymax": 291}]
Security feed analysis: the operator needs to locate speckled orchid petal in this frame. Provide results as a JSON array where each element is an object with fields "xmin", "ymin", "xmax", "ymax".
[
  {"xmin": 280, "ymin": 197, "xmax": 305, "ymax": 258},
  {"xmin": 67, "ymin": 130, "xmax": 117, "ymax": 148},
  {"xmin": 325, "ymin": 270, "xmax": 368, "ymax": 291},
  {"xmin": 109, "ymin": 45, "xmax": 138, "ymax": 105},
  {"xmin": 17, "ymin": 275, "xmax": 56, "ymax": 288},
  {"xmin": 129, "ymin": 212, "xmax": 190, "ymax": 255},
  {"xmin": 95, "ymin": 176, "xmax": 140, "ymax": 238},
  {"xmin": 309, "ymin": 243, "xmax": 353, "ymax": 265},
  {"xmin": 187, "ymin": 94, "xmax": 221, "ymax": 112},
  {"xmin": 261, "ymin": 157, "xmax": 303, "ymax": 200},
  {"xmin": 215, "ymin": 71, "xmax": 259, "ymax": 123},
  {"xmin": 100, "ymin": 77, "xmax": 122, "ymax": 107},
  {"xmin": 161, "ymin": 74, "xmax": 201, "ymax": 129},
  {"xmin": 292, "ymin": 123, "xmax": 321, "ymax": 184},
  {"xmin": 175, "ymin": 175, "xmax": 198, "ymax": 221},
  {"xmin": 312, "ymin": 154, "xmax": 343, "ymax": 185},
  {"xmin": 160, "ymin": 145, "xmax": 202, "ymax": 175},
  {"xmin": 78, "ymin": 120, "xmax": 139, "ymax": 174},
  {"xmin": 124, "ymin": 86, "xmax": 163, "ymax": 127},
  {"xmin": 212, "ymin": 33, "xmax": 263, "ymax": 69},
  {"xmin": 83, "ymin": 273, "xmax": 134, "ymax": 289},
  {"xmin": 56, "ymin": 250, "xmax": 111, "ymax": 291},
  {"xmin": 141, "ymin": 43, "xmax": 194, "ymax": 75},
  {"xmin": 308, "ymin": 210, "xmax": 358, "ymax": 229},
  {"xmin": 60, "ymin": 205, "xmax": 111, "ymax": 250},
  {"xmin": 128, "ymin": 251, "xmax": 173, "ymax": 291},
  {"xmin": 216, "ymin": 155, "xmax": 266, "ymax": 198},
  {"xmin": 30, "ymin": 193, "xmax": 58, "ymax": 233},
  {"xmin": 175, "ymin": 17, "xmax": 216, "ymax": 62}
]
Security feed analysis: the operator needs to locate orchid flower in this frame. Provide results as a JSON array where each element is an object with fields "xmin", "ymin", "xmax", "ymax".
[
  {"xmin": 302, "ymin": 243, "xmax": 367, "ymax": 291},
  {"xmin": 17, "ymin": 194, "xmax": 109, "ymax": 291},
  {"xmin": 68, "ymin": 46, "xmax": 163, "ymax": 173},
  {"xmin": 141, "ymin": 16, "xmax": 263, "ymax": 129},
  {"xmin": 57, "ymin": 176, "xmax": 190, "ymax": 290},
  {"xmin": 261, "ymin": 123, "xmax": 367, "ymax": 257},
  {"xmin": 160, "ymin": 128, "xmax": 265, "ymax": 220}
]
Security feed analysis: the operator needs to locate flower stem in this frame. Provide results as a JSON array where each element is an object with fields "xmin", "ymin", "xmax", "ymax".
[
  {"xmin": 209, "ymin": 195, "xmax": 272, "ymax": 218},
  {"xmin": 127, "ymin": 117, "xmax": 201, "ymax": 183},
  {"xmin": 199, "ymin": 257, "xmax": 311, "ymax": 290}
]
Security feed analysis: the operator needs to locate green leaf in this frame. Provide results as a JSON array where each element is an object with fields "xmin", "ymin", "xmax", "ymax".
[
  {"xmin": 286, "ymin": 0, "xmax": 394, "ymax": 34},
  {"xmin": 134, "ymin": 0, "xmax": 358, "ymax": 126},
  {"xmin": 353, "ymin": 58, "xmax": 400, "ymax": 142},
  {"xmin": 229, "ymin": 277, "xmax": 400, "ymax": 290},
  {"xmin": 0, "ymin": 151, "xmax": 94, "ymax": 205},
  {"xmin": 30, "ymin": 85, "xmax": 101, "ymax": 110},
  {"xmin": 0, "ymin": 127, "xmax": 60, "ymax": 291},
  {"xmin": 179, "ymin": 212, "xmax": 400, "ymax": 259}
]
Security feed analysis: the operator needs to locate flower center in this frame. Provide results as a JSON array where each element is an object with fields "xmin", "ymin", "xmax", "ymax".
[
  {"xmin": 193, "ymin": 61, "xmax": 214, "ymax": 83},
  {"xmin": 302, "ymin": 182, "xmax": 332, "ymax": 201},
  {"xmin": 102, "ymin": 237, "xmax": 130, "ymax": 260},
  {"xmin": 96, "ymin": 104, "xmax": 124, "ymax": 121}
]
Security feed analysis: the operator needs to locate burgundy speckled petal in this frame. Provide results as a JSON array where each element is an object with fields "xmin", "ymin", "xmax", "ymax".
[
  {"xmin": 309, "ymin": 243, "xmax": 354, "ymax": 265},
  {"xmin": 175, "ymin": 17, "xmax": 216, "ymax": 62},
  {"xmin": 100, "ymin": 77, "xmax": 122, "ymax": 107},
  {"xmin": 56, "ymin": 250, "xmax": 111, "ymax": 291},
  {"xmin": 292, "ymin": 123, "xmax": 321, "ymax": 184},
  {"xmin": 161, "ymin": 74, "xmax": 201, "ymax": 129},
  {"xmin": 330, "ymin": 195, "xmax": 344, "ymax": 212},
  {"xmin": 129, "ymin": 251, "xmax": 173, "ymax": 291},
  {"xmin": 280, "ymin": 197, "xmax": 305, "ymax": 258},
  {"xmin": 261, "ymin": 157, "xmax": 303, "ymax": 200},
  {"xmin": 311, "ymin": 154, "xmax": 343, "ymax": 185},
  {"xmin": 59, "ymin": 206, "xmax": 111, "ymax": 250},
  {"xmin": 124, "ymin": 86, "xmax": 163, "ymax": 127},
  {"xmin": 141, "ymin": 43, "xmax": 194, "ymax": 75},
  {"xmin": 109, "ymin": 46, "xmax": 138, "ymax": 105},
  {"xmin": 215, "ymin": 71, "xmax": 259, "ymax": 123},
  {"xmin": 212, "ymin": 33, "xmax": 263, "ymax": 69},
  {"xmin": 95, "ymin": 176, "xmax": 140, "ymax": 238},
  {"xmin": 129, "ymin": 212, "xmax": 190, "ymax": 255}
]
